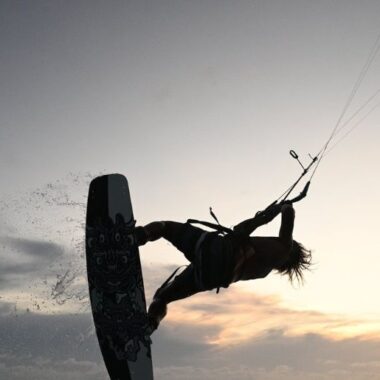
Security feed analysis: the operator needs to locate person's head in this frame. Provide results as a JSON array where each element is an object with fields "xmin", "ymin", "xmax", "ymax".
[{"xmin": 276, "ymin": 240, "xmax": 312, "ymax": 285}]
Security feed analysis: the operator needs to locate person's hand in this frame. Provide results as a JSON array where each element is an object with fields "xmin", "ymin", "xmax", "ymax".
[
  {"xmin": 261, "ymin": 202, "xmax": 282, "ymax": 219},
  {"xmin": 281, "ymin": 203, "xmax": 294, "ymax": 212}
]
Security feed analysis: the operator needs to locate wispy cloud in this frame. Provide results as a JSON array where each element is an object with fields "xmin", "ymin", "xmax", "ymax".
[
  {"xmin": 0, "ymin": 236, "xmax": 65, "ymax": 290},
  {"xmin": 162, "ymin": 286, "xmax": 380, "ymax": 346},
  {"xmin": 0, "ymin": 236, "xmax": 64, "ymax": 259}
]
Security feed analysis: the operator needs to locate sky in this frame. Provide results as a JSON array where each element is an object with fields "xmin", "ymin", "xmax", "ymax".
[{"xmin": 0, "ymin": 1, "xmax": 380, "ymax": 379}]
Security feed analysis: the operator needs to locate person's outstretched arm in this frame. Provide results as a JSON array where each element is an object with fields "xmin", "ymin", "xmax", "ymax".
[
  {"xmin": 233, "ymin": 203, "xmax": 283, "ymax": 236},
  {"xmin": 278, "ymin": 203, "xmax": 295, "ymax": 246}
]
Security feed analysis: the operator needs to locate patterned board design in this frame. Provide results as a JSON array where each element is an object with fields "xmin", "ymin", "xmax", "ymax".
[{"xmin": 86, "ymin": 174, "xmax": 153, "ymax": 380}]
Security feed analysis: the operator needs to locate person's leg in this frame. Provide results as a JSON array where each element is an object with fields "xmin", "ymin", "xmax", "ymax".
[
  {"xmin": 147, "ymin": 265, "xmax": 201, "ymax": 333},
  {"xmin": 136, "ymin": 221, "xmax": 207, "ymax": 333},
  {"xmin": 136, "ymin": 221, "xmax": 206, "ymax": 262},
  {"xmin": 154, "ymin": 265, "xmax": 201, "ymax": 304}
]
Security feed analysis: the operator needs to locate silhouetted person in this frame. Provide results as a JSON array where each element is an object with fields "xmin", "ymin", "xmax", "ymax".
[{"xmin": 135, "ymin": 202, "xmax": 311, "ymax": 333}]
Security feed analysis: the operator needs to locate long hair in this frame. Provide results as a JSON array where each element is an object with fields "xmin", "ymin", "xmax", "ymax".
[{"xmin": 277, "ymin": 240, "xmax": 312, "ymax": 285}]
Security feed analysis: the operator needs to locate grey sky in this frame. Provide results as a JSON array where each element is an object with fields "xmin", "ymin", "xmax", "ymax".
[
  {"xmin": 1, "ymin": 0, "xmax": 379, "ymax": 194},
  {"xmin": 1, "ymin": 1, "xmax": 380, "ymax": 379}
]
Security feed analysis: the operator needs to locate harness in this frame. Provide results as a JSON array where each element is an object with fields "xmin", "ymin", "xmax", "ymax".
[
  {"xmin": 158, "ymin": 208, "xmax": 246, "ymax": 295},
  {"xmin": 187, "ymin": 206, "xmax": 233, "ymax": 235}
]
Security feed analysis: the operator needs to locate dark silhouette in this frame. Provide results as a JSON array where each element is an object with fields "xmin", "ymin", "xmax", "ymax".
[{"xmin": 135, "ymin": 202, "xmax": 312, "ymax": 333}]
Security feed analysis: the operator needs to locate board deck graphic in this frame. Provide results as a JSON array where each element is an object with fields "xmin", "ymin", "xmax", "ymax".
[{"xmin": 86, "ymin": 174, "xmax": 153, "ymax": 380}]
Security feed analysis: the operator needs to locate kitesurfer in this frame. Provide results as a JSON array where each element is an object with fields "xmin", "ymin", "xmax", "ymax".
[{"xmin": 135, "ymin": 202, "xmax": 311, "ymax": 333}]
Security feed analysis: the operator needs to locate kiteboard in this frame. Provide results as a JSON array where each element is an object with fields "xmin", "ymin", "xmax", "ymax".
[{"xmin": 86, "ymin": 174, "xmax": 153, "ymax": 380}]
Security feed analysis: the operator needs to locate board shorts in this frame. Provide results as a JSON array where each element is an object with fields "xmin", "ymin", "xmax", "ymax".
[{"xmin": 162, "ymin": 221, "xmax": 237, "ymax": 292}]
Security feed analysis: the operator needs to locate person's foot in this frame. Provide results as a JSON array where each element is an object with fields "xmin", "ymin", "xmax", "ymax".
[
  {"xmin": 147, "ymin": 297, "xmax": 167, "ymax": 334},
  {"xmin": 134, "ymin": 226, "xmax": 148, "ymax": 246},
  {"xmin": 134, "ymin": 222, "xmax": 166, "ymax": 247},
  {"xmin": 144, "ymin": 221, "xmax": 166, "ymax": 242}
]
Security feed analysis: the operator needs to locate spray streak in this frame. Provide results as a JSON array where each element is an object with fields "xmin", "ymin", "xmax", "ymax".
[{"xmin": 0, "ymin": 171, "xmax": 106, "ymax": 314}]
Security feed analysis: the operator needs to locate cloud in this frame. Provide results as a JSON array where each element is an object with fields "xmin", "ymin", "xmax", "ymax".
[
  {"xmin": 0, "ymin": 306, "xmax": 99, "ymax": 362},
  {"xmin": 162, "ymin": 286, "xmax": 380, "ymax": 345},
  {"xmin": 153, "ymin": 327, "xmax": 380, "ymax": 380},
  {"xmin": 0, "ymin": 356, "xmax": 106, "ymax": 380},
  {"xmin": 1, "ymin": 236, "xmax": 64, "ymax": 259},
  {"xmin": 154, "ymin": 364, "xmax": 380, "ymax": 380},
  {"xmin": 0, "ymin": 300, "xmax": 380, "ymax": 380},
  {"xmin": 0, "ymin": 236, "xmax": 65, "ymax": 290}
]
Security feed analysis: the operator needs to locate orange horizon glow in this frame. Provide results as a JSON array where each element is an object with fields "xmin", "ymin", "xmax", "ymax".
[{"xmin": 164, "ymin": 286, "xmax": 380, "ymax": 347}]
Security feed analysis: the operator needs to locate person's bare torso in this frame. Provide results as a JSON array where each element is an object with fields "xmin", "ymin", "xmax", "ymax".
[{"xmin": 232, "ymin": 236, "xmax": 291, "ymax": 282}]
